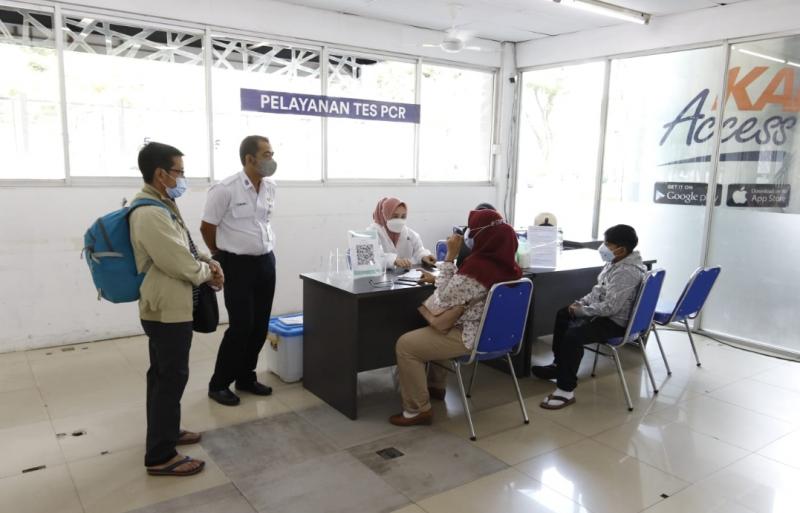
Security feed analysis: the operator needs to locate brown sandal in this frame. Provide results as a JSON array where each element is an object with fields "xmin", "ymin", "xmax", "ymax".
[
  {"xmin": 540, "ymin": 394, "xmax": 576, "ymax": 410},
  {"xmin": 177, "ymin": 430, "xmax": 202, "ymax": 445}
]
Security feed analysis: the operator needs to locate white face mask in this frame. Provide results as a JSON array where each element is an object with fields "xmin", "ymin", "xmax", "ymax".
[
  {"xmin": 386, "ymin": 218, "xmax": 406, "ymax": 233},
  {"xmin": 463, "ymin": 228, "xmax": 475, "ymax": 250},
  {"xmin": 464, "ymin": 219, "xmax": 504, "ymax": 250},
  {"xmin": 598, "ymin": 244, "xmax": 616, "ymax": 263}
]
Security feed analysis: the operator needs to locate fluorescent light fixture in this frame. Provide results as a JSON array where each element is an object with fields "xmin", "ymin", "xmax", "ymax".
[
  {"xmin": 552, "ymin": 0, "xmax": 651, "ymax": 25},
  {"xmin": 787, "ymin": 61, "xmax": 800, "ymax": 68},
  {"xmin": 736, "ymin": 48, "xmax": 786, "ymax": 64}
]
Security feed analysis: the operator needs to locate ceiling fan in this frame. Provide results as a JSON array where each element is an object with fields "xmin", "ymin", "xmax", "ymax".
[{"xmin": 421, "ymin": 3, "xmax": 484, "ymax": 53}]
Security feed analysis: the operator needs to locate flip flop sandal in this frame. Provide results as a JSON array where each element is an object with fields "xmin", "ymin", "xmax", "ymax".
[
  {"xmin": 177, "ymin": 430, "xmax": 202, "ymax": 445},
  {"xmin": 540, "ymin": 394, "xmax": 576, "ymax": 410},
  {"xmin": 147, "ymin": 456, "xmax": 205, "ymax": 477}
]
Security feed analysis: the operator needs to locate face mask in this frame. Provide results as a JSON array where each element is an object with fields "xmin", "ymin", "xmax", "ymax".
[
  {"xmin": 386, "ymin": 218, "xmax": 406, "ymax": 233},
  {"xmin": 464, "ymin": 219, "xmax": 503, "ymax": 250},
  {"xmin": 165, "ymin": 176, "xmax": 187, "ymax": 199},
  {"xmin": 598, "ymin": 244, "xmax": 616, "ymax": 263},
  {"xmin": 257, "ymin": 158, "xmax": 277, "ymax": 177},
  {"xmin": 464, "ymin": 233, "xmax": 474, "ymax": 250}
]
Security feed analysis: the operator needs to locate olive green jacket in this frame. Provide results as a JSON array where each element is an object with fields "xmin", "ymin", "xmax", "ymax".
[{"xmin": 129, "ymin": 184, "xmax": 212, "ymax": 323}]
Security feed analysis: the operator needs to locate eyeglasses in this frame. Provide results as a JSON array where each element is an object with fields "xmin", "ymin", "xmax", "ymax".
[{"xmin": 167, "ymin": 168, "xmax": 185, "ymax": 177}]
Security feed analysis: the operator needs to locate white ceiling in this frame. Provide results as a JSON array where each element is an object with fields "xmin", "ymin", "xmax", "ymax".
[{"xmin": 274, "ymin": 0, "xmax": 756, "ymax": 42}]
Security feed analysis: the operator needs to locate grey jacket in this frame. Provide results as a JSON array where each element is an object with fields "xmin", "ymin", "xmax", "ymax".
[{"xmin": 574, "ymin": 251, "xmax": 647, "ymax": 327}]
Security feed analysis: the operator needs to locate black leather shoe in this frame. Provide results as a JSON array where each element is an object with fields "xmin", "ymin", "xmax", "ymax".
[
  {"xmin": 208, "ymin": 388, "xmax": 240, "ymax": 406},
  {"xmin": 235, "ymin": 381, "xmax": 273, "ymax": 396},
  {"xmin": 531, "ymin": 364, "xmax": 558, "ymax": 381}
]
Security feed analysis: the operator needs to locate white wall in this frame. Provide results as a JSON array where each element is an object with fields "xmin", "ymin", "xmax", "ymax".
[
  {"xmin": 0, "ymin": 184, "xmax": 495, "ymax": 352},
  {"xmin": 516, "ymin": 0, "xmax": 800, "ymax": 68}
]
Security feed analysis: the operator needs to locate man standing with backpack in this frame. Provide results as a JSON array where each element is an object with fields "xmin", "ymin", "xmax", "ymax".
[{"xmin": 129, "ymin": 142, "xmax": 224, "ymax": 476}]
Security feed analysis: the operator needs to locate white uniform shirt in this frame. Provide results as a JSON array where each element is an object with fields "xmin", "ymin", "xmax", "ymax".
[
  {"xmin": 202, "ymin": 171, "xmax": 276, "ymax": 256},
  {"xmin": 366, "ymin": 222, "xmax": 431, "ymax": 268}
]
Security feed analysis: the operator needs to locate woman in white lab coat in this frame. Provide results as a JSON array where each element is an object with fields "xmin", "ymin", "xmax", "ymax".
[{"xmin": 368, "ymin": 197, "xmax": 435, "ymax": 269}]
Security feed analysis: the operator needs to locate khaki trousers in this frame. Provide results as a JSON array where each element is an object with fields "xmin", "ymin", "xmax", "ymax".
[{"xmin": 395, "ymin": 326, "xmax": 471, "ymax": 414}]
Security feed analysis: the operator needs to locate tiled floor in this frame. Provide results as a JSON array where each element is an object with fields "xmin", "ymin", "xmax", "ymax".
[{"xmin": 1, "ymin": 327, "xmax": 798, "ymax": 513}]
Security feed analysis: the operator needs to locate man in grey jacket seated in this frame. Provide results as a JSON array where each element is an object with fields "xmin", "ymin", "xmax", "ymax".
[{"xmin": 532, "ymin": 224, "xmax": 646, "ymax": 410}]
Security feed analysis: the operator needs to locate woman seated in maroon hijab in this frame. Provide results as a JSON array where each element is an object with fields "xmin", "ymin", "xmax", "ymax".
[{"xmin": 390, "ymin": 209, "xmax": 522, "ymax": 426}]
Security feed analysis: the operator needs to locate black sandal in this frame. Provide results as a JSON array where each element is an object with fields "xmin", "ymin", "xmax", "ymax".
[
  {"xmin": 147, "ymin": 456, "xmax": 205, "ymax": 476},
  {"xmin": 540, "ymin": 394, "xmax": 576, "ymax": 410}
]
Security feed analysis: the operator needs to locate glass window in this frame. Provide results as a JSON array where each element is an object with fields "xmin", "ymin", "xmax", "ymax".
[
  {"xmin": 326, "ymin": 53, "xmax": 416, "ymax": 180},
  {"xmin": 703, "ymin": 37, "xmax": 800, "ymax": 351},
  {"xmin": 600, "ymin": 47, "xmax": 725, "ymax": 303},
  {"xmin": 418, "ymin": 64, "xmax": 494, "ymax": 182},
  {"xmin": 0, "ymin": 6, "xmax": 63, "ymax": 179},
  {"xmin": 62, "ymin": 17, "xmax": 207, "ymax": 177},
  {"xmin": 514, "ymin": 62, "xmax": 606, "ymax": 240},
  {"xmin": 211, "ymin": 37, "xmax": 322, "ymax": 181}
]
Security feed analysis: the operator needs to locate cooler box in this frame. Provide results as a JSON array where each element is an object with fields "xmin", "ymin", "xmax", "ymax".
[{"xmin": 266, "ymin": 313, "xmax": 304, "ymax": 383}]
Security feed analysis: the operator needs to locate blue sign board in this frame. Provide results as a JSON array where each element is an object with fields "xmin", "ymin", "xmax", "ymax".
[{"xmin": 241, "ymin": 88, "xmax": 420, "ymax": 124}]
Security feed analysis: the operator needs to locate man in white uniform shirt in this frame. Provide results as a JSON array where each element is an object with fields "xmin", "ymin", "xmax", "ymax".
[{"xmin": 201, "ymin": 135, "xmax": 277, "ymax": 406}]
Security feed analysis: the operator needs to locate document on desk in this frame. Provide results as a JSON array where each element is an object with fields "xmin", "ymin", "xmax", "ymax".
[
  {"xmin": 399, "ymin": 269, "xmax": 423, "ymax": 281},
  {"xmin": 528, "ymin": 226, "xmax": 558, "ymax": 268}
]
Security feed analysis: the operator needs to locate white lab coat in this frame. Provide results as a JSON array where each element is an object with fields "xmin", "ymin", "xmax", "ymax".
[{"xmin": 366, "ymin": 222, "xmax": 431, "ymax": 268}]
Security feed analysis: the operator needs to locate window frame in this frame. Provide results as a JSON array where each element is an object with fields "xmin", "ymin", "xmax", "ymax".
[
  {"xmin": 0, "ymin": 1, "xmax": 63, "ymax": 181},
  {"xmin": 324, "ymin": 48, "xmax": 419, "ymax": 184},
  {"xmin": 208, "ymin": 30, "xmax": 325, "ymax": 185},
  {"xmin": 512, "ymin": 40, "xmax": 738, "ymax": 239},
  {"xmin": 416, "ymin": 59, "xmax": 497, "ymax": 185},
  {"xmin": 59, "ymin": 8, "xmax": 207, "ymax": 181},
  {"xmin": 0, "ymin": 0, "xmax": 495, "ymax": 186}
]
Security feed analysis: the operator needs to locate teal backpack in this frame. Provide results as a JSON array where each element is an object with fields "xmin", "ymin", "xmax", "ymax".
[{"xmin": 83, "ymin": 199, "xmax": 172, "ymax": 303}]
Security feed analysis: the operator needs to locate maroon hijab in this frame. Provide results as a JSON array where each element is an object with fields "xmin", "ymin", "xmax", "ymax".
[{"xmin": 458, "ymin": 209, "xmax": 521, "ymax": 289}]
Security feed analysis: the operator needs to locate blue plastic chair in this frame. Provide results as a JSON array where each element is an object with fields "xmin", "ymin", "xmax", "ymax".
[
  {"xmin": 435, "ymin": 240, "xmax": 447, "ymax": 261},
  {"xmin": 651, "ymin": 266, "xmax": 722, "ymax": 372},
  {"xmin": 589, "ymin": 269, "xmax": 666, "ymax": 411},
  {"xmin": 450, "ymin": 278, "xmax": 533, "ymax": 441}
]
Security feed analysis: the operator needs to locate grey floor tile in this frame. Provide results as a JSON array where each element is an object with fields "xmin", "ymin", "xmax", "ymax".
[
  {"xmin": 200, "ymin": 412, "xmax": 337, "ymax": 479},
  {"xmin": 125, "ymin": 483, "xmax": 256, "ymax": 513},
  {"xmin": 295, "ymin": 400, "xmax": 413, "ymax": 450},
  {"xmin": 236, "ymin": 451, "xmax": 409, "ymax": 513},
  {"xmin": 348, "ymin": 427, "xmax": 508, "ymax": 501},
  {"xmin": 301, "ymin": 365, "xmax": 544, "ymax": 450},
  {"xmin": 357, "ymin": 368, "xmax": 404, "ymax": 411}
]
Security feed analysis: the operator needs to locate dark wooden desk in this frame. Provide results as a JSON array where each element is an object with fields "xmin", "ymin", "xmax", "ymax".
[
  {"xmin": 301, "ymin": 271, "xmax": 433, "ymax": 419},
  {"xmin": 301, "ymin": 249, "xmax": 654, "ymax": 419}
]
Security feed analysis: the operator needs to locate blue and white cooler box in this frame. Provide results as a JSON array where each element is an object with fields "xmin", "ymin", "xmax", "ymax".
[{"xmin": 266, "ymin": 313, "xmax": 304, "ymax": 383}]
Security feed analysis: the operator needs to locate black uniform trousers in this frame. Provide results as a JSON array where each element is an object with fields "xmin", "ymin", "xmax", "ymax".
[{"xmin": 209, "ymin": 250, "xmax": 276, "ymax": 391}]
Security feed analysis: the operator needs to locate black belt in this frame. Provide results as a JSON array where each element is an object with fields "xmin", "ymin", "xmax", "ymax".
[{"xmin": 217, "ymin": 250, "xmax": 271, "ymax": 259}]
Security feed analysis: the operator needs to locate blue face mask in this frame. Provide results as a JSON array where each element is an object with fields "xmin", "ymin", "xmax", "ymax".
[
  {"xmin": 166, "ymin": 177, "xmax": 187, "ymax": 199},
  {"xmin": 598, "ymin": 243, "xmax": 616, "ymax": 263}
]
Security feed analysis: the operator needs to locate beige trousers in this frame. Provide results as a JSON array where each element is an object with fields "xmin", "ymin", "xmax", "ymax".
[{"xmin": 395, "ymin": 326, "xmax": 471, "ymax": 414}]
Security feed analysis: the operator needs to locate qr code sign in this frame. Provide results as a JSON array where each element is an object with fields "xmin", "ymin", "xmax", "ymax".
[{"xmin": 355, "ymin": 243, "xmax": 375, "ymax": 266}]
